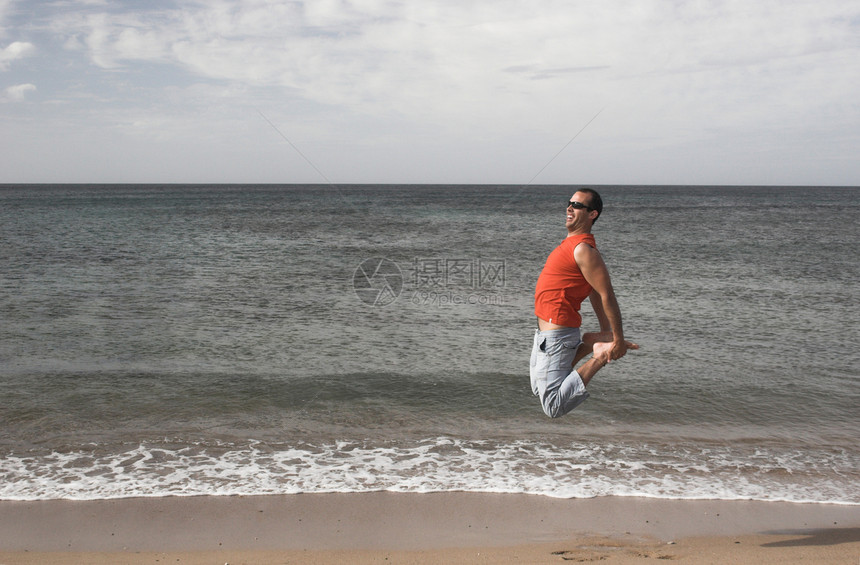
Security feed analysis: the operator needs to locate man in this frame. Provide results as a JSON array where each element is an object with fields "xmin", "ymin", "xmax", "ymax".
[{"xmin": 530, "ymin": 188, "xmax": 638, "ymax": 418}]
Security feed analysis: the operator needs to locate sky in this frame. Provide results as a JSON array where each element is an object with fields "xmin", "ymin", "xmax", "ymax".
[{"xmin": 1, "ymin": 0, "xmax": 859, "ymax": 185}]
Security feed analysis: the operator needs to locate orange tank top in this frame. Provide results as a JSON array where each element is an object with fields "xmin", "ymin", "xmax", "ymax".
[{"xmin": 534, "ymin": 233, "xmax": 596, "ymax": 328}]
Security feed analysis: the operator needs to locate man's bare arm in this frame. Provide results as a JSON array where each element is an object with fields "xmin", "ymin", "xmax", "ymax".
[
  {"xmin": 574, "ymin": 243, "xmax": 627, "ymax": 361},
  {"xmin": 588, "ymin": 288, "xmax": 612, "ymax": 333}
]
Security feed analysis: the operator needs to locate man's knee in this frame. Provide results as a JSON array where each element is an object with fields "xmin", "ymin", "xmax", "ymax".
[
  {"xmin": 541, "ymin": 395, "xmax": 568, "ymax": 418},
  {"xmin": 541, "ymin": 388, "xmax": 589, "ymax": 418}
]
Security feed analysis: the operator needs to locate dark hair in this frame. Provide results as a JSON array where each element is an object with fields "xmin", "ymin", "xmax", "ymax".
[{"xmin": 578, "ymin": 188, "xmax": 603, "ymax": 223}]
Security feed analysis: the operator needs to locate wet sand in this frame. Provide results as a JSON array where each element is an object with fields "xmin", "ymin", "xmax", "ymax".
[{"xmin": 0, "ymin": 492, "xmax": 858, "ymax": 563}]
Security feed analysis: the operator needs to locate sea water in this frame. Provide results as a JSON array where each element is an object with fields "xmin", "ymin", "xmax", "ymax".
[{"xmin": 0, "ymin": 184, "xmax": 857, "ymax": 503}]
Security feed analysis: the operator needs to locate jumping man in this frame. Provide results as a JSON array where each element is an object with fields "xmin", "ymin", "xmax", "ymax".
[{"xmin": 530, "ymin": 188, "xmax": 638, "ymax": 417}]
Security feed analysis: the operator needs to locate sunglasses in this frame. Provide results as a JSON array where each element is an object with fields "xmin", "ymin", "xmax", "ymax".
[{"xmin": 566, "ymin": 200, "xmax": 593, "ymax": 211}]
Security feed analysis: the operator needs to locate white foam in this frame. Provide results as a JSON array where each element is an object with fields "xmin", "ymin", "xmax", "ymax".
[{"xmin": 1, "ymin": 437, "xmax": 858, "ymax": 504}]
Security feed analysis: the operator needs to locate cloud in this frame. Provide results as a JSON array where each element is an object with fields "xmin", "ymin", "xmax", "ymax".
[
  {"xmin": 57, "ymin": 2, "xmax": 859, "ymax": 119},
  {"xmin": 4, "ymin": 0, "xmax": 859, "ymax": 184},
  {"xmin": 0, "ymin": 40, "xmax": 34, "ymax": 70},
  {"xmin": 3, "ymin": 82, "xmax": 35, "ymax": 100},
  {"xmin": 0, "ymin": 0, "xmax": 13, "ymax": 26}
]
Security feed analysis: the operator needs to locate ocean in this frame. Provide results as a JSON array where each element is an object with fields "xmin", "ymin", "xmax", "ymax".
[{"xmin": 1, "ymin": 184, "xmax": 857, "ymax": 503}]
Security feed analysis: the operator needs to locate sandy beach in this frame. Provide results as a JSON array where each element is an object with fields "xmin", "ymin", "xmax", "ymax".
[{"xmin": 0, "ymin": 493, "xmax": 858, "ymax": 563}]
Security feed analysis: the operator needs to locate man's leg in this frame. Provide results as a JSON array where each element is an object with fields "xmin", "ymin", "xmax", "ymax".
[
  {"xmin": 531, "ymin": 328, "xmax": 588, "ymax": 418},
  {"xmin": 576, "ymin": 341, "xmax": 613, "ymax": 386},
  {"xmin": 571, "ymin": 331, "xmax": 613, "ymax": 366},
  {"xmin": 573, "ymin": 334, "xmax": 640, "ymax": 386}
]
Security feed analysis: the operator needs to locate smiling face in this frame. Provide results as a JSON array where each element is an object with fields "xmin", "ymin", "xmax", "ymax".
[{"xmin": 565, "ymin": 191, "xmax": 597, "ymax": 234}]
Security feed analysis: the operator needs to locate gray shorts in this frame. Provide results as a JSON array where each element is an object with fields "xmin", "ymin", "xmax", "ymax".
[{"xmin": 530, "ymin": 327, "xmax": 589, "ymax": 418}]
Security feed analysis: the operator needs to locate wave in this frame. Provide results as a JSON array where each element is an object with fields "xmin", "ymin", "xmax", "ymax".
[{"xmin": 2, "ymin": 437, "xmax": 857, "ymax": 504}]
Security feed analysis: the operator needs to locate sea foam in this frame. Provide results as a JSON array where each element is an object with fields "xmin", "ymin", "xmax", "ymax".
[{"xmin": 1, "ymin": 437, "xmax": 857, "ymax": 504}]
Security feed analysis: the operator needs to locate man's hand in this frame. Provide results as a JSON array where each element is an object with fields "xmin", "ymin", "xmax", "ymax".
[
  {"xmin": 607, "ymin": 340, "xmax": 640, "ymax": 362},
  {"xmin": 594, "ymin": 339, "xmax": 640, "ymax": 364}
]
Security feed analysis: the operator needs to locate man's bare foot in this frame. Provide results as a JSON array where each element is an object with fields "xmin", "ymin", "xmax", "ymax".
[
  {"xmin": 574, "ymin": 334, "xmax": 639, "ymax": 367},
  {"xmin": 594, "ymin": 340, "xmax": 640, "ymax": 363},
  {"xmin": 592, "ymin": 341, "xmax": 614, "ymax": 363},
  {"xmin": 581, "ymin": 331, "xmax": 613, "ymax": 349},
  {"xmin": 573, "ymin": 331, "xmax": 612, "ymax": 366},
  {"xmin": 577, "ymin": 340, "xmax": 639, "ymax": 387}
]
